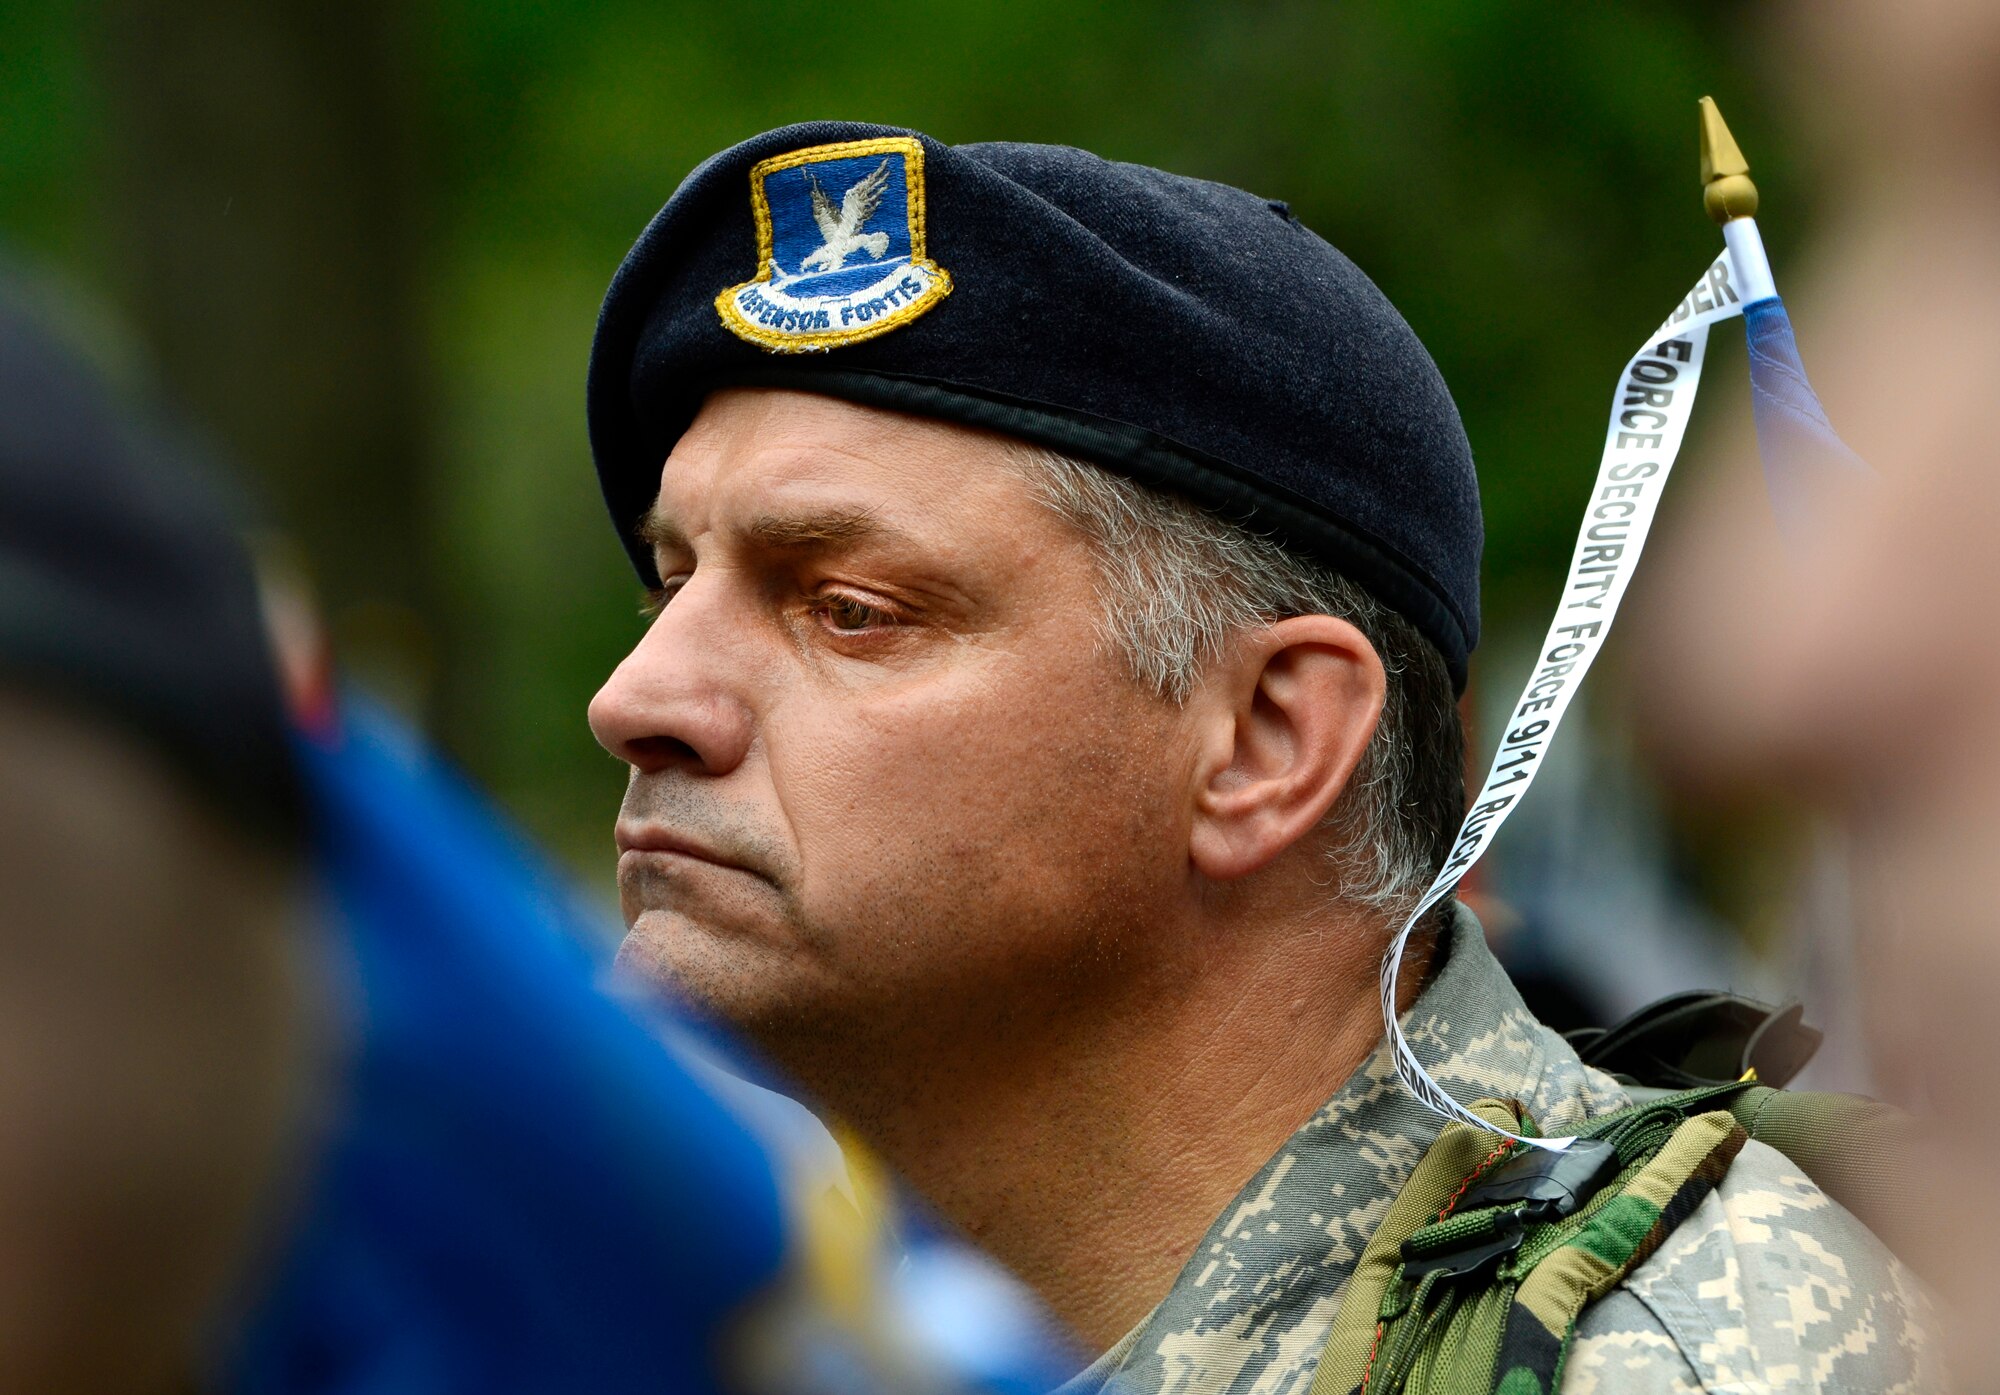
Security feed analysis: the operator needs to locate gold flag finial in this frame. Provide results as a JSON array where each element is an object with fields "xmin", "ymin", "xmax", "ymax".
[{"xmin": 1699, "ymin": 96, "xmax": 1759, "ymax": 224}]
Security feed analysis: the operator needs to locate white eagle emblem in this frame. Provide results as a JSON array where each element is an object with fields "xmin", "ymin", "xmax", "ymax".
[{"xmin": 799, "ymin": 159, "xmax": 893, "ymax": 274}]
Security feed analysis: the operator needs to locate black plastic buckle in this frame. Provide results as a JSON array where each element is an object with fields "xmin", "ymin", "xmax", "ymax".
[
  {"xmin": 1399, "ymin": 1210, "xmax": 1527, "ymax": 1280},
  {"xmin": 1452, "ymin": 1138, "xmax": 1620, "ymax": 1225}
]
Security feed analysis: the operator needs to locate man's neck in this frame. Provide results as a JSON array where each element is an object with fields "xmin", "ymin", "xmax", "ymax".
[{"xmin": 795, "ymin": 898, "xmax": 1435, "ymax": 1353}]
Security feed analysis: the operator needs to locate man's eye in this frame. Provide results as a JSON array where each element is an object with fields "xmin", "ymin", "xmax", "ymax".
[{"xmin": 815, "ymin": 592, "xmax": 891, "ymax": 632}]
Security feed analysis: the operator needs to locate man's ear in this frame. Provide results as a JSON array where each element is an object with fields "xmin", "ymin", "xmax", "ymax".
[{"xmin": 1186, "ymin": 615, "xmax": 1386, "ymax": 881}]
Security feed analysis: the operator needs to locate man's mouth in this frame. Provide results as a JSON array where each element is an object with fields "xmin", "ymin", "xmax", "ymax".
[{"xmin": 615, "ymin": 823, "xmax": 758, "ymax": 878}]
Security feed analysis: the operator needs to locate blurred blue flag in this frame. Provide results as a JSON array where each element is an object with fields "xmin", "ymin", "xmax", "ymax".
[{"xmin": 1743, "ymin": 296, "xmax": 1871, "ymax": 544}]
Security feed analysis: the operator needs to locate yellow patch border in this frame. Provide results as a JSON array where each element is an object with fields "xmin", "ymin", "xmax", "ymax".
[{"xmin": 716, "ymin": 136, "xmax": 953, "ymax": 353}]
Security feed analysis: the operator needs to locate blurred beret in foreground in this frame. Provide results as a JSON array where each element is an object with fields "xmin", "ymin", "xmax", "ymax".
[
  {"xmin": 0, "ymin": 279, "xmax": 298, "ymax": 837},
  {"xmin": 588, "ymin": 121, "xmax": 1483, "ymax": 685}
]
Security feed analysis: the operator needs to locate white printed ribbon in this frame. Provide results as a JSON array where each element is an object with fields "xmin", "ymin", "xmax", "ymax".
[{"xmin": 1379, "ymin": 257, "xmax": 1748, "ymax": 1151}]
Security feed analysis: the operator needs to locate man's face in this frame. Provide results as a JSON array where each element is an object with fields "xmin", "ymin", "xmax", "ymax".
[{"xmin": 589, "ymin": 390, "xmax": 1197, "ymax": 1063}]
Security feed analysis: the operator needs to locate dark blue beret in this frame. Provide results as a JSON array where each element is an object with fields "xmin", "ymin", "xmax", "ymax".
[
  {"xmin": 0, "ymin": 277, "xmax": 299, "ymax": 838},
  {"xmin": 588, "ymin": 120, "xmax": 1482, "ymax": 686}
]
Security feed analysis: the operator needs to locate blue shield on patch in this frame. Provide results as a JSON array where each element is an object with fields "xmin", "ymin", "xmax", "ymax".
[
  {"xmin": 766, "ymin": 153, "xmax": 914, "ymax": 297},
  {"xmin": 717, "ymin": 136, "xmax": 952, "ymax": 353}
]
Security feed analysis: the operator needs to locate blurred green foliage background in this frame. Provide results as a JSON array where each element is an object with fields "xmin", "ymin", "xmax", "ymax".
[{"xmin": 1, "ymin": 1, "xmax": 1808, "ymax": 879}]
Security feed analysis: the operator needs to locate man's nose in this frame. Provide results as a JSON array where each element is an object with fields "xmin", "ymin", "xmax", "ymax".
[{"xmin": 587, "ymin": 582, "xmax": 755, "ymax": 776}]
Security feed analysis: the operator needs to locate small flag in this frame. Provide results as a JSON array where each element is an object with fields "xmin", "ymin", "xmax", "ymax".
[
  {"xmin": 1701, "ymin": 96, "xmax": 1872, "ymax": 543},
  {"xmin": 1744, "ymin": 296, "xmax": 1872, "ymax": 542}
]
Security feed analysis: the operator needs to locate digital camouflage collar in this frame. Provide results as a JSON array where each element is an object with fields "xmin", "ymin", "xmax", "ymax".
[{"xmin": 1065, "ymin": 906, "xmax": 1626, "ymax": 1394}]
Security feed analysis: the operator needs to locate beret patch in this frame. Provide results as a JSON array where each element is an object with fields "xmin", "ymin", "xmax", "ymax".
[{"xmin": 716, "ymin": 136, "xmax": 952, "ymax": 352}]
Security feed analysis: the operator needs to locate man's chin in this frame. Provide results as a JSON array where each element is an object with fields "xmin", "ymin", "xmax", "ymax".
[{"xmin": 612, "ymin": 914, "xmax": 831, "ymax": 1040}]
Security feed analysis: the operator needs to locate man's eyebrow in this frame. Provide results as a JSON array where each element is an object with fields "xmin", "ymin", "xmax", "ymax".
[
  {"xmin": 636, "ymin": 507, "xmax": 687, "ymax": 553},
  {"xmin": 636, "ymin": 504, "xmax": 913, "ymax": 554},
  {"xmin": 743, "ymin": 507, "xmax": 904, "ymax": 550}
]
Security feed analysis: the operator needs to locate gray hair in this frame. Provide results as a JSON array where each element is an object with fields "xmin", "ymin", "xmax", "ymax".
[{"xmin": 1008, "ymin": 446, "xmax": 1465, "ymax": 916}]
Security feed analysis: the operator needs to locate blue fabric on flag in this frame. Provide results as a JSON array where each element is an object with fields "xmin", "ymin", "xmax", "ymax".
[
  {"xmin": 1744, "ymin": 295, "xmax": 1871, "ymax": 545},
  {"xmin": 221, "ymin": 694, "xmax": 790, "ymax": 1395}
]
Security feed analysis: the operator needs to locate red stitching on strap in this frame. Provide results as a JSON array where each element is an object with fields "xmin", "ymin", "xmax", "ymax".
[{"xmin": 1359, "ymin": 1319, "xmax": 1388, "ymax": 1394}]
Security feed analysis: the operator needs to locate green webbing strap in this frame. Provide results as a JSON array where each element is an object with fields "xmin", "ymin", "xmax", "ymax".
[
  {"xmin": 1310, "ymin": 1097, "xmax": 1749, "ymax": 1395},
  {"xmin": 1622, "ymin": 1082, "xmax": 1918, "ymax": 1257},
  {"xmin": 1722, "ymin": 1086, "xmax": 1916, "ymax": 1248},
  {"xmin": 1491, "ymin": 1110, "xmax": 1745, "ymax": 1394},
  {"xmin": 1306, "ymin": 1099, "xmax": 1526, "ymax": 1395}
]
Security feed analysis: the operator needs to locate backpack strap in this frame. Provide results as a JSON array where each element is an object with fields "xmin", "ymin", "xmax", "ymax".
[
  {"xmin": 1492, "ymin": 1109, "xmax": 1744, "ymax": 1392},
  {"xmin": 1307, "ymin": 1098, "xmax": 1528, "ymax": 1394},
  {"xmin": 1310, "ymin": 1090, "xmax": 1749, "ymax": 1395}
]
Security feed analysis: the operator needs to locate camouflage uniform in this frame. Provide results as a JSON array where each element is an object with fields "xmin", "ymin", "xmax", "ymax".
[{"xmin": 1059, "ymin": 907, "xmax": 1940, "ymax": 1395}]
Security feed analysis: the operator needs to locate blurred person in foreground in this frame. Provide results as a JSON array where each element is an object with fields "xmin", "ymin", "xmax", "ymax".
[
  {"xmin": 0, "ymin": 282, "xmax": 313, "ymax": 1394},
  {"xmin": 585, "ymin": 126, "xmax": 1936, "ymax": 1391},
  {"xmin": 1637, "ymin": 0, "xmax": 2000, "ymax": 1385},
  {"xmin": 0, "ymin": 278, "xmax": 1065, "ymax": 1395}
]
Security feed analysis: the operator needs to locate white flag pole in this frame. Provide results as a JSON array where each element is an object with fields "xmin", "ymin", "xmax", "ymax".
[{"xmin": 1702, "ymin": 96, "xmax": 1777, "ymax": 303}]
